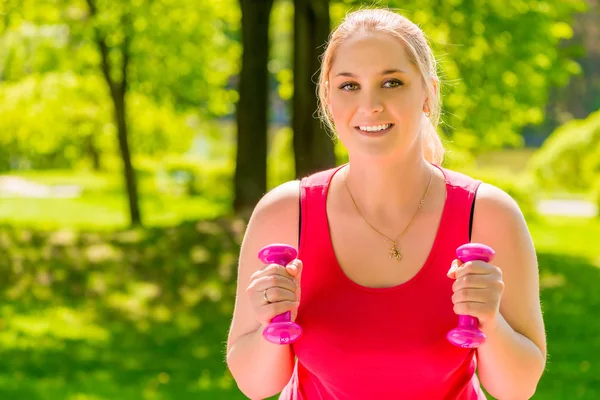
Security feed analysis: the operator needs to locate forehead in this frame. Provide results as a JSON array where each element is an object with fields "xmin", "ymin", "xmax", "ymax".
[{"xmin": 330, "ymin": 31, "xmax": 415, "ymax": 76}]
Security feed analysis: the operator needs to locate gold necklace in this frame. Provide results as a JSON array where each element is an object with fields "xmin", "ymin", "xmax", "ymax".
[{"xmin": 343, "ymin": 166, "xmax": 433, "ymax": 262}]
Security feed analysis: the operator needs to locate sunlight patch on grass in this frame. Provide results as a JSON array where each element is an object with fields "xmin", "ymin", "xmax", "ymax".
[{"xmin": 0, "ymin": 195, "xmax": 228, "ymax": 230}]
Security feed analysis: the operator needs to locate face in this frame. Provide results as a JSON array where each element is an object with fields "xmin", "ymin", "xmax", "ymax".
[{"xmin": 328, "ymin": 31, "xmax": 428, "ymax": 160}]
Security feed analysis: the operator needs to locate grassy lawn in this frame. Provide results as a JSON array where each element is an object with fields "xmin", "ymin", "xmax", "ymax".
[
  {"xmin": 0, "ymin": 170, "xmax": 229, "ymax": 230},
  {"xmin": 1, "ymin": 168, "xmax": 599, "ymax": 399},
  {"xmin": 0, "ymin": 218, "xmax": 247, "ymax": 400},
  {"xmin": 528, "ymin": 216, "xmax": 600, "ymax": 399}
]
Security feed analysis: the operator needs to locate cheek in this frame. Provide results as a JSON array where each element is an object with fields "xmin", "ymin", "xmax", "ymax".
[{"xmin": 329, "ymin": 94, "xmax": 354, "ymax": 122}]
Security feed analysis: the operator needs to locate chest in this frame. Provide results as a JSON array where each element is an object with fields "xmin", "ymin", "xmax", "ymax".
[
  {"xmin": 328, "ymin": 209, "xmax": 443, "ymax": 288},
  {"xmin": 325, "ymin": 177, "xmax": 447, "ymax": 289},
  {"xmin": 293, "ymin": 260, "xmax": 469, "ymax": 388}
]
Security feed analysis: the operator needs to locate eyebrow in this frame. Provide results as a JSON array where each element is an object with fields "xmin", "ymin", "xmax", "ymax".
[{"xmin": 334, "ymin": 69, "xmax": 408, "ymax": 78}]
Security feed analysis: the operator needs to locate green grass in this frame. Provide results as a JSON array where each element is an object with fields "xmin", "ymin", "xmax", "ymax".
[
  {"xmin": 528, "ymin": 216, "xmax": 600, "ymax": 399},
  {"xmin": 0, "ymin": 170, "xmax": 229, "ymax": 230},
  {"xmin": 0, "ymin": 194, "xmax": 226, "ymax": 230},
  {"xmin": 0, "ymin": 219, "xmax": 247, "ymax": 400}
]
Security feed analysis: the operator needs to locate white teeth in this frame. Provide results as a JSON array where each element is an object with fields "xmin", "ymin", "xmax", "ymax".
[{"xmin": 358, "ymin": 124, "xmax": 392, "ymax": 132}]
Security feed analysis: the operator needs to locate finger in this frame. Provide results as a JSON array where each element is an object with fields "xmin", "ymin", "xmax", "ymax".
[
  {"xmin": 286, "ymin": 259, "xmax": 302, "ymax": 279},
  {"xmin": 452, "ymin": 274, "xmax": 491, "ymax": 291},
  {"xmin": 452, "ymin": 288, "xmax": 491, "ymax": 304},
  {"xmin": 454, "ymin": 261, "xmax": 497, "ymax": 279},
  {"xmin": 251, "ymin": 263, "xmax": 294, "ymax": 281},
  {"xmin": 250, "ymin": 274, "xmax": 297, "ymax": 294},
  {"xmin": 447, "ymin": 259, "xmax": 462, "ymax": 279},
  {"xmin": 261, "ymin": 286, "xmax": 297, "ymax": 304}
]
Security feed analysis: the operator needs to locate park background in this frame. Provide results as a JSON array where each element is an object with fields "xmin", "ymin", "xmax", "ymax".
[{"xmin": 0, "ymin": 0, "xmax": 599, "ymax": 398}]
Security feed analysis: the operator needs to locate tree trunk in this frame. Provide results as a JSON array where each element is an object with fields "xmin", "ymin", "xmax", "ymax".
[
  {"xmin": 293, "ymin": 0, "xmax": 335, "ymax": 179},
  {"xmin": 234, "ymin": 0, "xmax": 275, "ymax": 215},
  {"xmin": 112, "ymin": 86, "xmax": 141, "ymax": 226},
  {"xmin": 86, "ymin": 0, "xmax": 142, "ymax": 226},
  {"xmin": 86, "ymin": 134, "xmax": 102, "ymax": 171}
]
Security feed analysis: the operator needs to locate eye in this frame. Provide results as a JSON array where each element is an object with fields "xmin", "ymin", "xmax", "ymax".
[
  {"xmin": 339, "ymin": 82, "xmax": 359, "ymax": 91},
  {"xmin": 383, "ymin": 79, "xmax": 403, "ymax": 88}
]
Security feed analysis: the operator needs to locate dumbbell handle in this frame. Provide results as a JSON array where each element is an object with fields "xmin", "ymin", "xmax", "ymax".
[
  {"xmin": 258, "ymin": 244, "xmax": 302, "ymax": 344},
  {"xmin": 447, "ymin": 243, "xmax": 495, "ymax": 349}
]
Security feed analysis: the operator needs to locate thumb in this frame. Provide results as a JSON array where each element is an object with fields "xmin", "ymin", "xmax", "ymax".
[
  {"xmin": 447, "ymin": 259, "xmax": 463, "ymax": 279},
  {"xmin": 286, "ymin": 259, "xmax": 302, "ymax": 279}
]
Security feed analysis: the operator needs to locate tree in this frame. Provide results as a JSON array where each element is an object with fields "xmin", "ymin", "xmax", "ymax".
[
  {"xmin": 2, "ymin": 0, "xmax": 239, "ymax": 224},
  {"xmin": 83, "ymin": 0, "xmax": 141, "ymax": 226},
  {"xmin": 292, "ymin": 0, "xmax": 336, "ymax": 178},
  {"xmin": 234, "ymin": 0, "xmax": 276, "ymax": 215}
]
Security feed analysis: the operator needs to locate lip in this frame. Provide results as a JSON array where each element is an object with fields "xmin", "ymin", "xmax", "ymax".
[{"xmin": 354, "ymin": 123, "xmax": 394, "ymax": 136}]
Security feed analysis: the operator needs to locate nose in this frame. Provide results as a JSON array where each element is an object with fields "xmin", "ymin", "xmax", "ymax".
[{"xmin": 357, "ymin": 90, "xmax": 384, "ymax": 115}]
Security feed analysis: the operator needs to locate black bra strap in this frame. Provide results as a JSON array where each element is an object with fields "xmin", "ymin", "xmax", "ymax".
[{"xmin": 468, "ymin": 184, "xmax": 480, "ymax": 241}]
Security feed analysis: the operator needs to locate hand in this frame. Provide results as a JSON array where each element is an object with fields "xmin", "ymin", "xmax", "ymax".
[
  {"xmin": 447, "ymin": 259, "xmax": 505, "ymax": 330},
  {"xmin": 246, "ymin": 258, "xmax": 302, "ymax": 328}
]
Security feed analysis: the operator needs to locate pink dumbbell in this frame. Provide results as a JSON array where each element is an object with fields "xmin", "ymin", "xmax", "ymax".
[
  {"xmin": 447, "ymin": 243, "xmax": 496, "ymax": 348},
  {"xmin": 258, "ymin": 244, "xmax": 302, "ymax": 345}
]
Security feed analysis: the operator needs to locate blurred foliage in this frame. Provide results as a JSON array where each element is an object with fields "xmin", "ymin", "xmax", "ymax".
[
  {"xmin": 528, "ymin": 109, "xmax": 600, "ymax": 205},
  {"xmin": 0, "ymin": 0, "xmax": 240, "ymax": 113},
  {"xmin": 461, "ymin": 166, "xmax": 540, "ymax": 220},
  {"xmin": 0, "ymin": 72, "xmax": 199, "ymax": 170},
  {"xmin": 0, "ymin": 0, "xmax": 240, "ymax": 171}
]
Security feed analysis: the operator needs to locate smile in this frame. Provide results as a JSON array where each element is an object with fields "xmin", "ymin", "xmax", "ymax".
[{"xmin": 355, "ymin": 123, "xmax": 394, "ymax": 134}]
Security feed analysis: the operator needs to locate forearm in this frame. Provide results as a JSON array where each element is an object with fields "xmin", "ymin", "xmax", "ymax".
[
  {"xmin": 477, "ymin": 314, "xmax": 546, "ymax": 399},
  {"xmin": 227, "ymin": 326, "xmax": 295, "ymax": 399}
]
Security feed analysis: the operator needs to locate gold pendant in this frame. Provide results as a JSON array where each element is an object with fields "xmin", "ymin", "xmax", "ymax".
[{"xmin": 389, "ymin": 243, "xmax": 402, "ymax": 261}]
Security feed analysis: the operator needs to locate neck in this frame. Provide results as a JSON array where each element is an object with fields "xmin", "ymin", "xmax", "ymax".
[{"xmin": 343, "ymin": 154, "xmax": 434, "ymax": 225}]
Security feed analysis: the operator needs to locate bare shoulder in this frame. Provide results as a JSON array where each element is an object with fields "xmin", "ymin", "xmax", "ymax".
[
  {"xmin": 467, "ymin": 182, "xmax": 529, "ymax": 262},
  {"xmin": 473, "ymin": 182, "xmax": 525, "ymax": 226},
  {"xmin": 471, "ymin": 181, "xmax": 534, "ymax": 257},
  {"xmin": 240, "ymin": 179, "xmax": 302, "ymax": 261},
  {"xmin": 255, "ymin": 180, "xmax": 301, "ymax": 211},
  {"xmin": 249, "ymin": 180, "xmax": 301, "ymax": 236}
]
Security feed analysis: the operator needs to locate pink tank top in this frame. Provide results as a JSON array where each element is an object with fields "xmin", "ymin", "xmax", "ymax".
[{"xmin": 279, "ymin": 164, "xmax": 487, "ymax": 400}]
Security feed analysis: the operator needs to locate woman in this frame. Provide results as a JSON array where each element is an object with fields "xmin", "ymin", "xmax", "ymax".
[{"xmin": 226, "ymin": 8, "xmax": 546, "ymax": 400}]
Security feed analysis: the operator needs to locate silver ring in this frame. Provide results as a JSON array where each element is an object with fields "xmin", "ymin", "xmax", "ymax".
[{"xmin": 263, "ymin": 289, "xmax": 272, "ymax": 304}]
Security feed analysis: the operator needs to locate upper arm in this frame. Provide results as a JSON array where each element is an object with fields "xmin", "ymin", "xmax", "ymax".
[
  {"xmin": 226, "ymin": 180, "xmax": 301, "ymax": 351},
  {"xmin": 471, "ymin": 183, "xmax": 547, "ymax": 358}
]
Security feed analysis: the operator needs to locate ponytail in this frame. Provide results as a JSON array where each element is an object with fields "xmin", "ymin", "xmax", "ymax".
[{"xmin": 422, "ymin": 118, "xmax": 444, "ymax": 165}]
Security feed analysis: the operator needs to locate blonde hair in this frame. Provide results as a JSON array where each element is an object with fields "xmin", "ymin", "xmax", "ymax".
[{"xmin": 317, "ymin": 8, "xmax": 444, "ymax": 164}]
